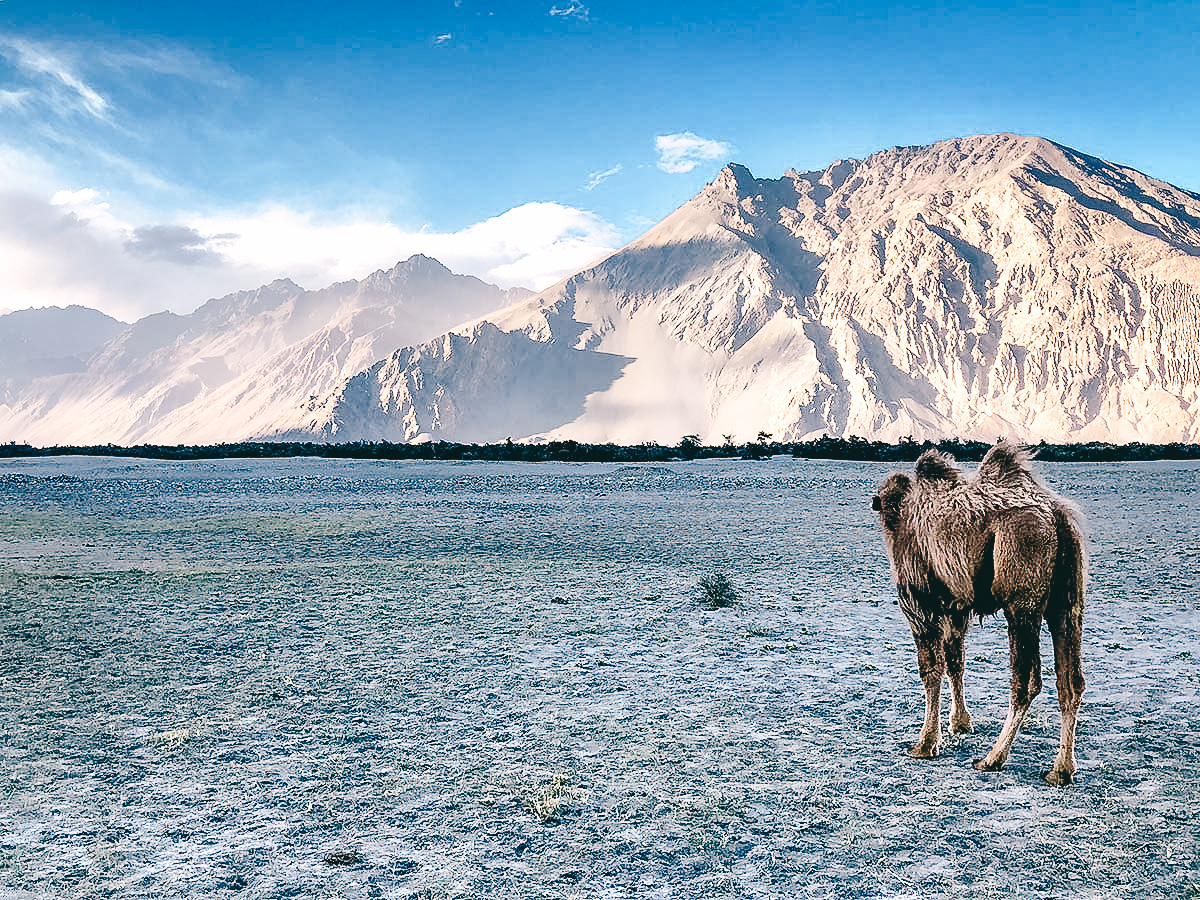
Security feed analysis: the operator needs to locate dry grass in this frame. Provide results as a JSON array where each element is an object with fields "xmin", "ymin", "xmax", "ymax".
[
  {"xmin": 525, "ymin": 773, "xmax": 579, "ymax": 824},
  {"xmin": 148, "ymin": 725, "xmax": 199, "ymax": 751}
]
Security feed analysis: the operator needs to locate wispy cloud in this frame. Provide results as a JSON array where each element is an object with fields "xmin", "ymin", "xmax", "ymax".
[
  {"xmin": 0, "ymin": 34, "xmax": 237, "ymax": 192},
  {"xmin": 549, "ymin": 3, "xmax": 589, "ymax": 21},
  {"xmin": 0, "ymin": 88, "xmax": 30, "ymax": 110},
  {"xmin": 655, "ymin": 132, "xmax": 734, "ymax": 174},
  {"xmin": 433, "ymin": 33, "xmax": 453, "ymax": 46},
  {"xmin": 0, "ymin": 34, "xmax": 236, "ymax": 129},
  {"xmin": 0, "ymin": 36, "xmax": 110, "ymax": 119},
  {"xmin": 90, "ymin": 41, "xmax": 237, "ymax": 87},
  {"xmin": 583, "ymin": 164, "xmax": 622, "ymax": 191}
]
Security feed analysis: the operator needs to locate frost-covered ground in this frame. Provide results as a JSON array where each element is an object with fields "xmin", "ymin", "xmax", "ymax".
[{"xmin": 0, "ymin": 456, "xmax": 1197, "ymax": 899}]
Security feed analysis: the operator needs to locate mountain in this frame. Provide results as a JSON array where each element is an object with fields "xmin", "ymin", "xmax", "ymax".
[
  {"xmin": 279, "ymin": 134, "xmax": 1200, "ymax": 445},
  {"xmin": 0, "ymin": 256, "xmax": 526, "ymax": 445},
  {"xmin": 6, "ymin": 134, "xmax": 1200, "ymax": 448},
  {"xmin": 0, "ymin": 306, "xmax": 125, "ymax": 398}
]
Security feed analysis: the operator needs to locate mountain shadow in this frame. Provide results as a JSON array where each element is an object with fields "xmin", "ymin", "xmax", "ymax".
[{"xmin": 279, "ymin": 322, "xmax": 634, "ymax": 443}]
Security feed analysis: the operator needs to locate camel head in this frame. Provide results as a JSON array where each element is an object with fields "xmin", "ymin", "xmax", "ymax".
[{"xmin": 872, "ymin": 471, "xmax": 911, "ymax": 534}]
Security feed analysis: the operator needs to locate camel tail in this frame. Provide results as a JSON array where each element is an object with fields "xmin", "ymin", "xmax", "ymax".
[{"xmin": 1050, "ymin": 500, "xmax": 1087, "ymax": 620}]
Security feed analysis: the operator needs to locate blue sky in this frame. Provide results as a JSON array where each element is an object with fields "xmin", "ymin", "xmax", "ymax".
[{"xmin": 2, "ymin": 0, "xmax": 1198, "ymax": 320}]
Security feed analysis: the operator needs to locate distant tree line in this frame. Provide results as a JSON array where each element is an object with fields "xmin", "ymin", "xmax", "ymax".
[{"xmin": 4, "ymin": 435, "xmax": 1200, "ymax": 463}]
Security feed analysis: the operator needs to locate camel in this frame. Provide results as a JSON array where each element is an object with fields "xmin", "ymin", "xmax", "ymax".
[{"xmin": 871, "ymin": 441, "xmax": 1086, "ymax": 785}]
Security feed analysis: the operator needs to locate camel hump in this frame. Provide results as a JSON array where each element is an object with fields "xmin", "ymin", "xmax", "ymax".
[
  {"xmin": 976, "ymin": 440, "xmax": 1036, "ymax": 486},
  {"xmin": 914, "ymin": 449, "xmax": 961, "ymax": 483}
]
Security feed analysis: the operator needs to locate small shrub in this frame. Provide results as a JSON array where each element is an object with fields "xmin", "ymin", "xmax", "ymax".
[
  {"xmin": 149, "ymin": 726, "xmax": 196, "ymax": 751},
  {"xmin": 527, "ymin": 773, "xmax": 577, "ymax": 823},
  {"xmin": 696, "ymin": 574, "xmax": 738, "ymax": 608}
]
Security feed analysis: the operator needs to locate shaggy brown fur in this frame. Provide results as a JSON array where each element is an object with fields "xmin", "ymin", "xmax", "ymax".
[{"xmin": 871, "ymin": 441, "xmax": 1087, "ymax": 785}]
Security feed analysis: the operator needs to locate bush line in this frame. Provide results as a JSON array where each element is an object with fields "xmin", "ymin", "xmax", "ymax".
[{"xmin": 3, "ymin": 435, "xmax": 1198, "ymax": 463}]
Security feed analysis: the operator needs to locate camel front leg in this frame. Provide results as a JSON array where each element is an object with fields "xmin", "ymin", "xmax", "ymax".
[
  {"xmin": 944, "ymin": 625, "xmax": 973, "ymax": 735},
  {"xmin": 908, "ymin": 631, "xmax": 944, "ymax": 758},
  {"xmin": 974, "ymin": 611, "xmax": 1042, "ymax": 772}
]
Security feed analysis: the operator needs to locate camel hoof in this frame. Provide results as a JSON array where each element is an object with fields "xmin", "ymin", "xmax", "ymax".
[
  {"xmin": 949, "ymin": 721, "xmax": 975, "ymax": 735},
  {"xmin": 906, "ymin": 744, "xmax": 938, "ymax": 759},
  {"xmin": 972, "ymin": 758, "xmax": 1003, "ymax": 772},
  {"xmin": 1043, "ymin": 769, "xmax": 1074, "ymax": 786}
]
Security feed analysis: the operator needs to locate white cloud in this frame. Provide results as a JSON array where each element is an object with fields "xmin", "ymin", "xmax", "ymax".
[
  {"xmin": 0, "ymin": 184, "xmax": 621, "ymax": 321},
  {"xmin": 51, "ymin": 187, "xmax": 113, "ymax": 222},
  {"xmin": 0, "ymin": 31, "xmax": 621, "ymax": 320},
  {"xmin": 194, "ymin": 201, "xmax": 619, "ymax": 293},
  {"xmin": 430, "ymin": 202, "xmax": 618, "ymax": 288},
  {"xmin": 51, "ymin": 187, "xmax": 104, "ymax": 208},
  {"xmin": 655, "ymin": 131, "xmax": 734, "ymax": 174},
  {"xmin": 0, "ymin": 183, "xmax": 252, "ymax": 322},
  {"xmin": 549, "ymin": 3, "xmax": 589, "ymax": 20},
  {"xmin": 433, "ymin": 33, "xmax": 453, "ymax": 46},
  {"xmin": 583, "ymin": 164, "xmax": 622, "ymax": 191}
]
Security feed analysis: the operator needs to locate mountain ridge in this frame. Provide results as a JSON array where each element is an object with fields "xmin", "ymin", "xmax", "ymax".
[
  {"xmin": 0, "ymin": 305, "xmax": 126, "ymax": 397},
  {"xmin": 4, "ymin": 133, "xmax": 1200, "ymax": 446},
  {"xmin": 0, "ymin": 255, "xmax": 527, "ymax": 445},
  {"xmin": 279, "ymin": 133, "xmax": 1200, "ymax": 445}
]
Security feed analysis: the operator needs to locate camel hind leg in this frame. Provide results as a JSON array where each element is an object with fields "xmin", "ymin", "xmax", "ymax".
[
  {"xmin": 973, "ymin": 510, "xmax": 1055, "ymax": 773},
  {"xmin": 1043, "ymin": 506, "xmax": 1086, "ymax": 785},
  {"xmin": 974, "ymin": 608, "xmax": 1042, "ymax": 771},
  {"xmin": 1044, "ymin": 604, "xmax": 1084, "ymax": 784}
]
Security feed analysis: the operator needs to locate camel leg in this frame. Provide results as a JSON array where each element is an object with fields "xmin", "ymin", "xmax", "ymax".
[
  {"xmin": 908, "ymin": 630, "xmax": 944, "ymax": 758},
  {"xmin": 944, "ymin": 624, "xmax": 973, "ymax": 735},
  {"xmin": 1044, "ymin": 605, "xmax": 1085, "ymax": 785},
  {"xmin": 974, "ymin": 610, "xmax": 1041, "ymax": 772}
]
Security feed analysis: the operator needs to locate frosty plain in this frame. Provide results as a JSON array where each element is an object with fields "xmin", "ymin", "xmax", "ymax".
[{"xmin": 1, "ymin": 454, "xmax": 1196, "ymax": 898}]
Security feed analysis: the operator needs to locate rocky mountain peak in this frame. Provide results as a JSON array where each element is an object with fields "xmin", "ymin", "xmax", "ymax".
[{"xmin": 279, "ymin": 133, "xmax": 1200, "ymax": 446}]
